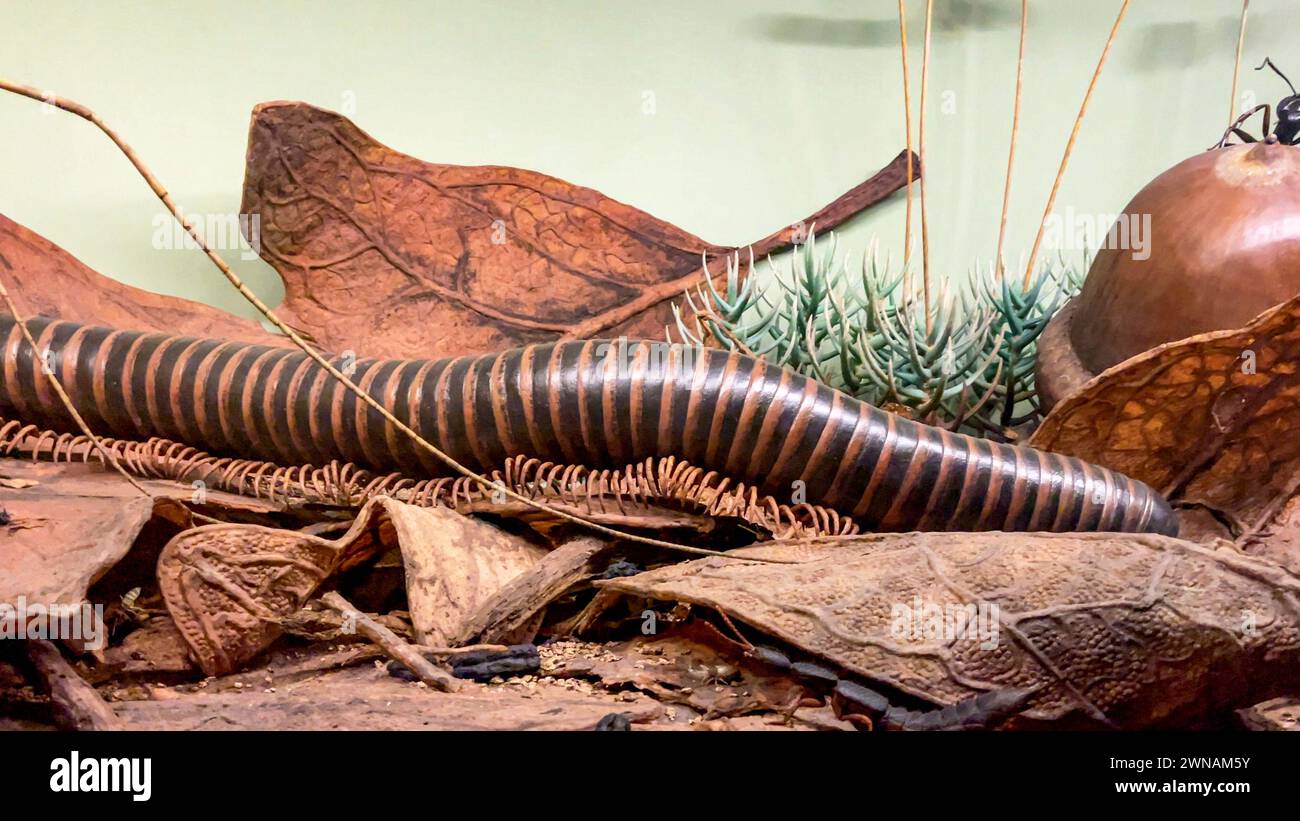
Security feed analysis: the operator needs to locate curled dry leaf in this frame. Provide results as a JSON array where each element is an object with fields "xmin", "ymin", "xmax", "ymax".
[
  {"xmin": 240, "ymin": 101, "xmax": 916, "ymax": 358},
  {"xmin": 0, "ymin": 214, "xmax": 283, "ymax": 344},
  {"xmin": 456, "ymin": 535, "xmax": 612, "ymax": 646},
  {"xmin": 595, "ymin": 532, "xmax": 1300, "ymax": 729},
  {"xmin": 395, "ymin": 506, "xmax": 546, "ymax": 647},
  {"xmin": 1031, "ymin": 294, "xmax": 1300, "ymax": 541},
  {"xmin": 158, "ymin": 497, "xmax": 544, "ymax": 675}
]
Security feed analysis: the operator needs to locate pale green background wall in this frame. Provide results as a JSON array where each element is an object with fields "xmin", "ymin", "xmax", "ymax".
[{"xmin": 0, "ymin": 0, "xmax": 1291, "ymax": 323}]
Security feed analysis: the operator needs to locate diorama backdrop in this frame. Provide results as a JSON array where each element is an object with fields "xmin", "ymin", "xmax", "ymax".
[{"xmin": 2, "ymin": 0, "xmax": 1285, "ymax": 322}]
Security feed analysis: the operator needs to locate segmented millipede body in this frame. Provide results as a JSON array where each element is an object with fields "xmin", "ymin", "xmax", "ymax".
[{"xmin": 0, "ymin": 316, "xmax": 1177, "ymax": 535}]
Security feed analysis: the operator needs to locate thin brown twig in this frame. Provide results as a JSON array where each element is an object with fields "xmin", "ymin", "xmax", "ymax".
[
  {"xmin": 1022, "ymin": 0, "xmax": 1131, "ymax": 290},
  {"xmin": 917, "ymin": 0, "xmax": 934, "ymax": 332},
  {"xmin": 419, "ymin": 643, "xmax": 512, "ymax": 657},
  {"xmin": 1229, "ymin": 0, "xmax": 1251, "ymax": 127},
  {"xmin": 319, "ymin": 591, "xmax": 461, "ymax": 692},
  {"xmin": 0, "ymin": 77, "xmax": 789, "ymax": 564},
  {"xmin": 0, "ymin": 277, "xmax": 223, "ymax": 525},
  {"xmin": 0, "ymin": 276, "xmax": 152, "ymax": 497},
  {"xmin": 897, "ymin": 0, "xmax": 915, "ymax": 280},
  {"xmin": 995, "ymin": 0, "xmax": 1028, "ymax": 280}
]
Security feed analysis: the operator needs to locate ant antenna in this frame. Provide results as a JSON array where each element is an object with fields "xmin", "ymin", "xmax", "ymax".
[{"xmin": 1257, "ymin": 57, "xmax": 1298, "ymax": 95}]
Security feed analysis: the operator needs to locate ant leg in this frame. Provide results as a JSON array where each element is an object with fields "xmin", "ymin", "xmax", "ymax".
[
  {"xmin": 1231, "ymin": 128, "xmax": 1258, "ymax": 144},
  {"xmin": 1213, "ymin": 104, "xmax": 1271, "ymax": 148}
]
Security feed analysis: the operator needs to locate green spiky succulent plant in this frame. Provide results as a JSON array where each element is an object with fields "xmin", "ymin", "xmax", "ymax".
[{"xmin": 670, "ymin": 231, "xmax": 1084, "ymax": 441}]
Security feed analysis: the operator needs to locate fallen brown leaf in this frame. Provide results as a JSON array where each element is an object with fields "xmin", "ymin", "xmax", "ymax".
[
  {"xmin": 0, "ymin": 213, "xmax": 283, "ymax": 344},
  {"xmin": 395, "ymin": 506, "xmax": 546, "ymax": 647},
  {"xmin": 544, "ymin": 627, "xmax": 813, "ymax": 723},
  {"xmin": 1238, "ymin": 697, "xmax": 1300, "ymax": 731},
  {"xmin": 158, "ymin": 497, "xmax": 547, "ymax": 675},
  {"xmin": 240, "ymin": 101, "xmax": 916, "ymax": 358},
  {"xmin": 596, "ymin": 532, "xmax": 1300, "ymax": 729},
  {"xmin": 102, "ymin": 619, "xmax": 196, "ymax": 676}
]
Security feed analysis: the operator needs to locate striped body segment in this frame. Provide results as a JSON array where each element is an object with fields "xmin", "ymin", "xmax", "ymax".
[{"xmin": 0, "ymin": 316, "xmax": 1178, "ymax": 535}]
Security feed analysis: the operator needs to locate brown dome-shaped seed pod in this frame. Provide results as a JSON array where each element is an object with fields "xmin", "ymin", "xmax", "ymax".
[{"xmin": 1037, "ymin": 140, "xmax": 1300, "ymax": 411}]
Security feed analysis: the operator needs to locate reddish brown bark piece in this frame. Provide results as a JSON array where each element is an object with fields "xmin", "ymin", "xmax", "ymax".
[
  {"xmin": 240, "ymin": 101, "xmax": 916, "ymax": 358},
  {"xmin": 0, "ymin": 460, "xmax": 197, "ymax": 628},
  {"xmin": 26, "ymin": 639, "xmax": 123, "ymax": 731},
  {"xmin": 456, "ymin": 536, "xmax": 613, "ymax": 645},
  {"xmin": 0, "ymin": 214, "xmax": 283, "ymax": 345},
  {"xmin": 1031, "ymin": 294, "xmax": 1300, "ymax": 540}
]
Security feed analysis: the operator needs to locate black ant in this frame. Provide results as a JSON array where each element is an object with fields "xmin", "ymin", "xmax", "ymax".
[{"xmin": 1214, "ymin": 57, "xmax": 1300, "ymax": 148}]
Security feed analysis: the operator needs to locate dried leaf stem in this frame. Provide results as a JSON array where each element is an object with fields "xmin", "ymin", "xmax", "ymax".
[
  {"xmin": 897, "ymin": 0, "xmax": 915, "ymax": 277},
  {"xmin": 0, "ymin": 274, "xmax": 152, "ymax": 497},
  {"xmin": 917, "ymin": 0, "xmax": 934, "ymax": 330},
  {"xmin": 1022, "ymin": 0, "xmax": 1131, "ymax": 289},
  {"xmin": 1229, "ymin": 0, "xmax": 1251, "ymax": 126},
  {"xmin": 319, "ymin": 592, "xmax": 461, "ymax": 692},
  {"xmin": 996, "ymin": 0, "xmax": 1028, "ymax": 278}
]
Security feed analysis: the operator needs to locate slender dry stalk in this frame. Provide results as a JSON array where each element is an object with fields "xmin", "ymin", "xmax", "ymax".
[
  {"xmin": 1022, "ymin": 0, "xmax": 1131, "ymax": 289},
  {"xmin": 995, "ymin": 0, "xmax": 1028, "ymax": 280},
  {"xmin": 898, "ymin": 0, "xmax": 915, "ymax": 278},
  {"xmin": 918, "ymin": 0, "xmax": 934, "ymax": 331},
  {"xmin": 319, "ymin": 592, "xmax": 460, "ymax": 692},
  {"xmin": 0, "ymin": 274, "xmax": 152, "ymax": 497},
  {"xmin": 1229, "ymin": 0, "xmax": 1251, "ymax": 126},
  {"xmin": 0, "ymin": 78, "xmax": 775, "ymax": 563}
]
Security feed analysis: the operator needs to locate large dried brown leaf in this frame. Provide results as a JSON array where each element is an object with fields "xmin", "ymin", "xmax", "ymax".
[
  {"xmin": 596, "ymin": 532, "xmax": 1300, "ymax": 729},
  {"xmin": 240, "ymin": 101, "xmax": 915, "ymax": 358},
  {"xmin": 1031, "ymin": 294, "xmax": 1300, "ymax": 539},
  {"xmin": 0, "ymin": 214, "xmax": 282, "ymax": 344},
  {"xmin": 0, "ymin": 457, "xmax": 284, "ymax": 517}
]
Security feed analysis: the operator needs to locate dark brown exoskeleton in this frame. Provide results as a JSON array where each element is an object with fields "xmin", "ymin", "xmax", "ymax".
[{"xmin": 1215, "ymin": 57, "xmax": 1300, "ymax": 148}]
